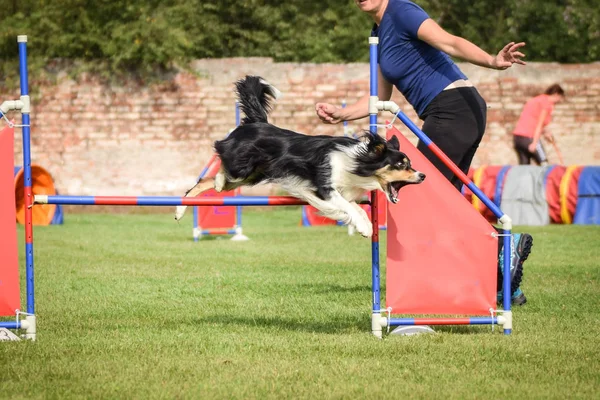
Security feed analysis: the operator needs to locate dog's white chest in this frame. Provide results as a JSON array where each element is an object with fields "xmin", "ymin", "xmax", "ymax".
[{"xmin": 329, "ymin": 152, "xmax": 381, "ymax": 200}]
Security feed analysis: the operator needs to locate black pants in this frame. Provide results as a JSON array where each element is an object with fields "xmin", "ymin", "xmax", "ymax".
[
  {"xmin": 513, "ymin": 135, "xmax": 548, "ymax": 165},
  {"xmin": 418, "ymin": 87, "xmax": 487, "ymax": 191}
]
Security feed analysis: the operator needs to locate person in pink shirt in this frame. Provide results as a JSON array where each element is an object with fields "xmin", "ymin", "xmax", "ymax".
[{"xmin": 513, "ymin": 84, "xmax": 565, "ymax": 165}]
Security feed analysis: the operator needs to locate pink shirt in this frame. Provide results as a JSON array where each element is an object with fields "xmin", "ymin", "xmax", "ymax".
[{"xmin": 513, "ymin": 94, "xmax": 554, "ymax": 138}]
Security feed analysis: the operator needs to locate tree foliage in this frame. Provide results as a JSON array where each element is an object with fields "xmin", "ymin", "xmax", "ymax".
[
  {"xmin": 0, "ymin": 0, "xmax": 597, "ymax": 81},
  {"xmin": 421, "ymin": 0, "xmax": 599, "ymax": 63}
]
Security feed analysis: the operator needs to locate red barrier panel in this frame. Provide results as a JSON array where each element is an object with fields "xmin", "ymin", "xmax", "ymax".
[
  {"xmin": 386, "ymin": 127, "xmax": 497, "ymax": 315},
  {"xmin": 197, "ymin": 189, "xmax": 238, "ymax": 230},
  {"xmin": 0, "ymin": 126, "xmax": 21, "ymax": 316}
]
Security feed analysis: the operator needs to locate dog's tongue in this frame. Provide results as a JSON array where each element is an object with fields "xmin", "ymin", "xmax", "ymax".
[{"xmin": 389, "ymin": 183, "xmax": 398, "ymax": 202}]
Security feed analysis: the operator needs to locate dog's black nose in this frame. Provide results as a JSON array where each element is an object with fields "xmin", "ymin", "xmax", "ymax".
[{"xmin": 418, "ymin": 172, "xmax": 426, "ymax": 181}]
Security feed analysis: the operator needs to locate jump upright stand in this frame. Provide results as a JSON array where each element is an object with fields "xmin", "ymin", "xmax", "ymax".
[
  {"xmin": 0, "ymin": 35, "xmax": 37, "ymax": 340},
  {"xmin": 2, "ymin": 34, "xmax": 515, "ymax": 340},
  {"xmin": 366, "ymin": 36, "xmax": 513, "ymax": 337}
]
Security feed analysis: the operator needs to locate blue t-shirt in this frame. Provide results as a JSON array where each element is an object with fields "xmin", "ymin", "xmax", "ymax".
[{"xmin": 372, "ymin": 0, "xmax": 467, "ymax": 117}]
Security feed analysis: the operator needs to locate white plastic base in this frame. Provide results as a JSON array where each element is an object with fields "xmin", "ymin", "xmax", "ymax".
[
  {"xmin": 25, "ymin": 315, "xmax": 36, "ymax": 341},
  {"xmin": 372, "ymin": 313, "xmax": 383, "ymax": 339},
  {"xmin": 193, "ymin": 227, "xmax": 201, "ymax": 241},
  {"xmin": 230, "ymin": 233, "xmax": 249, "ymax": 241},
  {"xmin": 0, "ymin": 328, "xmax": 21, "ymax": 341},
  {"xmin": 230, "ymin": 227, "xmax": 249, "ymax": 241},
  {"xmin": 390, "ymin": 325, "xmax": 436, "ymax": 336}
]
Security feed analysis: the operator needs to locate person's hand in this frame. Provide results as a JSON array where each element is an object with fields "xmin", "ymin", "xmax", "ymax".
[
  {"xmin": 315, "ymin": 103, "xmax": 343, "ymax": 124},
  {"xmin": 491, "ymin": 42, "xmax": 526, "ymax": 70},
  {"xmin": 528, "ymin": 141, "xmax": 537, "ymax": 153}
]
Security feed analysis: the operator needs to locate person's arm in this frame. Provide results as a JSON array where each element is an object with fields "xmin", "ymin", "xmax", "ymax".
[
  {"xmin": 416, "ymin": 19, "xmax": 526, "ymax": 70},
  {"xmin": 528, "ymin": 109, "xmax": 549, "ymax": 152},
  {"xmin": 316, "ymin": 67, "xmax": 393, "ymax": 124}
]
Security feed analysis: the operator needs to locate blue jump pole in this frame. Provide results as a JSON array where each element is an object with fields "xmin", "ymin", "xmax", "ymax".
[
  {"xmin": 18, "ymin": 36, "xmax": 35, "ymax": 318},
  {"xmin": 0, "ymin": 321, "xmax": 21, "ymax": 329},
  {"xmin": 34, "ymin": 195, "xmax": 362, "ymax": 207},
  {"xmin": 368, "ymin": 36, "xmax": 383, "ymax": 338},
  {"xmin": 234, "ymin": 101, "xmax": 243, "ymax": 231}
]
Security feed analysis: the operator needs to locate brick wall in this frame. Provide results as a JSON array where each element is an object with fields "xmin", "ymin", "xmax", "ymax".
[{"xmin": 3, "ymin": 59, "xmax": 600, "ymax": 196}]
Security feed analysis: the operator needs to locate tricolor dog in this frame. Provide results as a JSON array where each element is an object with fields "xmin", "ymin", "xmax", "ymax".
[{"xmin": 175, "ymin": 76, "xmax": 425, "ymax": 237}]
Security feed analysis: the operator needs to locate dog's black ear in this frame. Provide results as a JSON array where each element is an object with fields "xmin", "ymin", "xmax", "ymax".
[
  {"xmin": 388, "ymin": 135, "xmax": 400, "ymax": 150},
  {"xmin": 361, "ymin": 133, "xmax": 388, "ymax": 159},
  {"xmin": 373, "ymin": 143, "xmax": 386, "ymax": 156},
  {"xmin": 367, "ymin": 136, "xmax": 387, "ymax": 158}
]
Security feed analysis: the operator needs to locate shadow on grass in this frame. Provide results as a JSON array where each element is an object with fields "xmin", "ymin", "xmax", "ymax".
[
  {"xmin": 189, "ymin": 314, "xmax": 492, "ymax": 336},
  {"xmin": 191, "ymin": 314, "xmax": 370, "ymax": 335},
  {"xmin": 425, "ymin": 325, "xmax": 492, "ymax": 335},
  {"xmin": 293, "ymin": 283, "xmax": 373, "ymax": 294}
]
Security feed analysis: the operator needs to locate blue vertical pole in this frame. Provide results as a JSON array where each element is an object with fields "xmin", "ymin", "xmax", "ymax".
[
  {"xmin": 502, "ymin": 231, "xmax": 512, "ymax": 334},
  {"xmin": 18, "ymin": 35, "xmax": 35, "ymax": 314},
  {"xmin": 234, "ymin": 101, "xmax": 242, "ymax": 228},
  {"xmin": 369, "ymin": 36, "xmax": 381, "ymax": 316}
]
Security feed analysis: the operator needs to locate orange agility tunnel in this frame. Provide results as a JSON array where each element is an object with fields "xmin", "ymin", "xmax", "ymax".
[{"xmin": 14, "ymin": 164, "xmax": 63, "ymax": 225}]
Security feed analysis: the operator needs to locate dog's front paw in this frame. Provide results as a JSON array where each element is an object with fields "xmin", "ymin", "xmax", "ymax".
[
  {"xmin": 355, "ymin": 219, "xmax": 373, "ymax": 238},
  {"xmin": 174, "ymin": 205, "xmax": 188, "ymax": 221}
]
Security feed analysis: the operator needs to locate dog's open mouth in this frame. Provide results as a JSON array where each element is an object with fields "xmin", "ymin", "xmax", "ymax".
[
  {"xmin": 387, "ymin": 182, "xmax": 404, "ymax": 204},
  {"xmin": 386, "ymin": 173, "xmax": 426, "ymax": 203}
]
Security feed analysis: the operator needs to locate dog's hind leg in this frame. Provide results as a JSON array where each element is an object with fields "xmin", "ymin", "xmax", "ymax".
[
  {"xmin": 174, "ymin": 177, "xmax": 216, "ymax": 221},
  {"xmin": 214, "ymin": 166, "xmax": 247, "ymax": 193},
  {"xmin": 214, "ymin": 170, "xmax": 227, "ymax": 192}
]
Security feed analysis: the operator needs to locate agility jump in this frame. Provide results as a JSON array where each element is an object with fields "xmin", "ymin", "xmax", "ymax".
[
  {"xmin": 0, "ymin": 36, "xmax": 36, "ymax": 340},
  {"xmin": 2, "ymin": 35, "xmax": 518, "ymax": 340}
]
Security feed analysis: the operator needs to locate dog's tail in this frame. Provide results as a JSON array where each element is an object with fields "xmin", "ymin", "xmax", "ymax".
[{"xmin": 235, "ymin": 75, "xmax": 281, "ymax": 125}]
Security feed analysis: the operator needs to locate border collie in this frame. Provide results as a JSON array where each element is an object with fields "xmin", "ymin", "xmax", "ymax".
[{"xmin": 175, "ymin": 76, "xmax": 425, "ymax": 237}]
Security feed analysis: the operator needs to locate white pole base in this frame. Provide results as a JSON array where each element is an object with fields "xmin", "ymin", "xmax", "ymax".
[
  {"xmin": 24, "ymin": 315, "xmax": 36, "ymax": 341},
  {"xmin": 371, "ymin": 313, "xmax": 384, "ymax": 339},
  {"xmin": 230, "ymin": 227, "xmax": 249, "ymax": 241}
]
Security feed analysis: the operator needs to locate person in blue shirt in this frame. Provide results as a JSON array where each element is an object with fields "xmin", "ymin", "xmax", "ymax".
[{"xmin": 316, "ymin": 0, "xmax": 530, "ymax": 305}]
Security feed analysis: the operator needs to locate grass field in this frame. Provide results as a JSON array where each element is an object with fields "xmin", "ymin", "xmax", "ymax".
[{"xmin": 1, "ymin": 208, "xmax": 599, "ymax": 399}]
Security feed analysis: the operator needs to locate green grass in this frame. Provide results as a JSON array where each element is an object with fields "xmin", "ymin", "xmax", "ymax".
[{"xmin": 1, "ymin": 208, "xmax": 599, "ymax": 399}]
